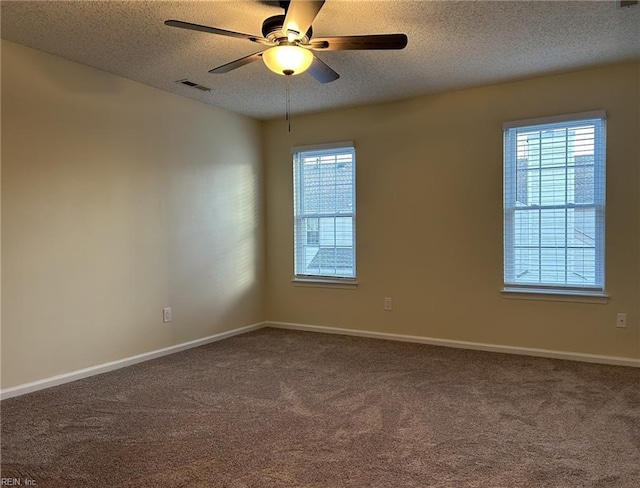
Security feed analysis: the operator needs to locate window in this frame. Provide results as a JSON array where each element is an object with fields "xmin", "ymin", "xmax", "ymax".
[
  {"xmin": 503, "ymin": 111, "xmax": 606, "ymax": 295},
  {"xmin": 293, "ymin": 143, "xmax": 356, "ymax": 281}
]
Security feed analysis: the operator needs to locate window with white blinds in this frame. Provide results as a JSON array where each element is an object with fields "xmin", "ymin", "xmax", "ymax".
[
  {"xmin": 293, "ymin": 143, "xmax": 356, "ymax": 280},
  {"xmin": 503, "ymin": 111, "xmax": 606, "ymax": 294}
]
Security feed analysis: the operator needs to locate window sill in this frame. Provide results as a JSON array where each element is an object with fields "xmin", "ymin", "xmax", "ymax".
[
  {"xmin": 292, "ymin": 277, "xmax": 358, "ymax": 289},
  {"xmin": 501, "ymin": 288, "xmax": 609, "ymax": 304}
]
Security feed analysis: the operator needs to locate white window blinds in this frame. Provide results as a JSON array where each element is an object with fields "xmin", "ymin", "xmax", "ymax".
[
  {"xmin": 503, "ymin": 111, "xmax": 606, "ymax": 293},
  {"xmin": 293, "ymin": 143, "xmax": 356, "ymax": 279}
]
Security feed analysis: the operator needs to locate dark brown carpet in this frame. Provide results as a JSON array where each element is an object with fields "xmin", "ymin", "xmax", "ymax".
[{"xmin": 1, "ymin": 328, "xmax": 639, "ymax": 487}]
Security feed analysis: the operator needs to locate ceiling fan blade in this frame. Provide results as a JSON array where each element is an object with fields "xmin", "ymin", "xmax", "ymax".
[
  {"xmin": 307, "ymin": 55, "xmax": 339, "ymax": 84},
  {"xmin": 165, "ymin": 20, "xmax": 270, "ymax": 45},
  {"xmin": 282, "ymin": 0, "xmax": 325, "ymax": 39},
  {"xmin": 209, "ymin": 51, "xmax": 265, "ymax": 74},
  {"xmin": 309, "ymin": 34, "xmax": 408, "ymax": 51}
]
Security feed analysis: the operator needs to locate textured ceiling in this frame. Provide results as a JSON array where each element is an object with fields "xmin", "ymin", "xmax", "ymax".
[{"xmin": 2, "ymin": 1, "xmax": 639, "ymax": 120}]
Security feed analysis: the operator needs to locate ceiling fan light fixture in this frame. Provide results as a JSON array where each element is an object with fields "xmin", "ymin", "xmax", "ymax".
[{"xmin": 262, "ymin": 45, "xmax": 313, "ymax": 76}]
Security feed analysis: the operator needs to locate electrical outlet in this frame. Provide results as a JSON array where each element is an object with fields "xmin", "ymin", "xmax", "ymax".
[
  {"xmin": 616, "ymin": 313, "xmax": 627, "ymax": 328},
  {"xmin": 163, "ymin": 307, "xmax": 172, "ymax": 323},
  {"xmin": 384, "ymin": 297, "xmax": 393, "ymax": 311}
]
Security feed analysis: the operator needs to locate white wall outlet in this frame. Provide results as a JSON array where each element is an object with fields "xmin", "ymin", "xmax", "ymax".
[
  {"xmin": 384, "ymin": 297, "xmax": 393, "ymax": 311},
  {"xmin": 163, "ymin": 307, "xmax": 172, "ymax": 323},
  {"xmin": 616, "ymin": 313, "xmax": 627, "ymax": 328}
]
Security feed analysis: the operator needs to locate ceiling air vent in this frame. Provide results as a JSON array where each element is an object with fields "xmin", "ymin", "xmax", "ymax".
[
  {"xmin": 617, "ymin": 1, "xmax": 638, "ymax": 8},
  {"xmin": 176, "ymin": 79, "xmax": 211, "ymax": 92}
]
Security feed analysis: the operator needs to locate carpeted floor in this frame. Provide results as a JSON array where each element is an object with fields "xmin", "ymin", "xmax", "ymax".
[{"xmin": 1, "ymin": 327, "xmax": 639, "ymax": 487}]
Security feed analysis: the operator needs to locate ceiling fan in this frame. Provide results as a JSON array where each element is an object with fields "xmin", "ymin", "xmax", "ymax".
[{"xmin": 165, "ymin": 0, "xmax": 408, "ymax": 83}]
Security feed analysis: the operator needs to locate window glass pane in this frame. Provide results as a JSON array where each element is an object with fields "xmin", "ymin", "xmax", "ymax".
[
  {"xmin": 567, "ymin": 248, "xmax": 595, "ymax": 285},
  {"xmin": 540, "ymin": 248, "xmax": 566, "ymax": 284},
  {"xmin": 514, "ymin": 209, "xmax": 539, "ymax": 247},
  {"xmin": 539, "ymin": 209, "xmax": 566, "ymax": 248},
  {"xmin": 574, "ymin": 157, "xmax": 594, "ymax": 204},
  {"xmin": 305, "ymin": 218, "xmax": 319, "ymax": 245},
  {"xmin": 514, "ymin": 248, "xmax": 539, "ymax": 283},
  {"xmin": 540, "ymin": 168, "xmax": 567, "ymax": 206},
  {"xmin": 335, "ymin": 217, "xmax": 353, "ymax": 247}
]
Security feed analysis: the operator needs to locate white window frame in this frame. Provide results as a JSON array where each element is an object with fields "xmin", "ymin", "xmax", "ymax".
[
  {"xmin": 292, "ymin": 142, "xmax": 357, "ymax": 287},
  {"xmin": 502, "ymin": 111, "xmax": 607, "ymax": 299}
]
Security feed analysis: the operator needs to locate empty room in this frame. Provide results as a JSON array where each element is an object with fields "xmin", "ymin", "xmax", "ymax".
[{"xmin": 1, "ymin": 1, "xmax": 639, "ymax": 486}]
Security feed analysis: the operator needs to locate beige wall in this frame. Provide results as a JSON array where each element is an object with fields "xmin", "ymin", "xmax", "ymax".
[
  {"xmin": 264, "ymin": 62, "xmax": 640, "ymax": 360},
  {"xmin": 1, "ymin": 40, "xmax": 265, "ymax": 388}
]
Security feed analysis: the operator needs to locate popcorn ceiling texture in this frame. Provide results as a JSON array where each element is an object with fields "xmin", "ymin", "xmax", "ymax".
[
  {"xmin": 1, "ymin": 328, "xmax": 640, "ymax": 487},
  {"xmin": 1, "ymin": 1, "xmax": 639, "ymax": 118}
]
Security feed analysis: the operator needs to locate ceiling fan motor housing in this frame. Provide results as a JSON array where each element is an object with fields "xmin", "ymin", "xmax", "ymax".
[{"xmin": 262, "ymin": 15, "xmax": 312, "ymax": 43}]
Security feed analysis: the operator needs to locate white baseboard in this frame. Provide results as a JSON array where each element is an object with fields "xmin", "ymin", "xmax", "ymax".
[
  {"xmin": 4, "ymin": 320, "xmax": 637, "ymax": 400},
  {"xmin": 267, "ymin": 321, "xmax": 640, "ymax": 368},
  {"xmin": 0, "ymin": 322, "xmax": 265, "ymax": 400}
]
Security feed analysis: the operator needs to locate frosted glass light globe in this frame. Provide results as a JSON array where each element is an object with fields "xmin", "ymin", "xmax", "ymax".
[{"xmin": 263, "ymin": 46, "xmax": 313, "ymax": 76}]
